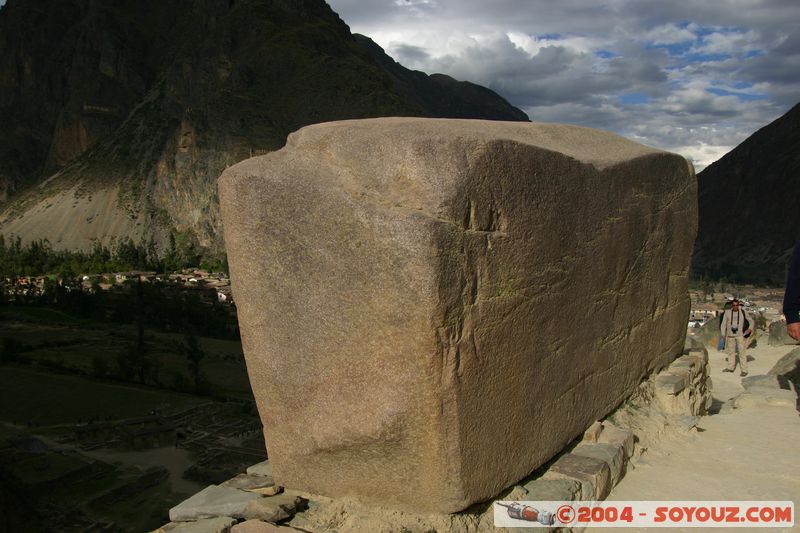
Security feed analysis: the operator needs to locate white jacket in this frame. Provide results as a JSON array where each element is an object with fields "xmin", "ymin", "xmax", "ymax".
[{"xmin": 720, "ymin": 308, "xmax": 753, "ymax": 338}]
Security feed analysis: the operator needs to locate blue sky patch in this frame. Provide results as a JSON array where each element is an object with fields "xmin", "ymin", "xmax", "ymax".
[
  {"xmin": 594, "ymin": 49, "xmax": 618, "ymax": 59},
  {"xmin": 684, "ymin": 52, "xmax": 733, "ymax": 62},
  {"xmin": 743, "ymin": 49, "xmax": 766, "ymax": 59},
  {"xmin": 707, "ymin": 87, "xmax": 767, "ymax": 101},
  {"xmin": 646, "ymin": 41, "xmax": 694, "ymax": 56},
  {"xmin": 618, "ymin": 93, "xmax": 651, "ymax": 105}
]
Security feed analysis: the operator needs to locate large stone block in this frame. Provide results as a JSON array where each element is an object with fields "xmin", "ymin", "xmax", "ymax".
[
  {"xmin": 572, "ymin": 442, "xmax": 626, "ymax": 486},
  {"xmin": 768, "ymin": 346, "xmax": 800, "ymax": 376},
  {"xmin": 542, "ymin": 453, "xmax": 612, "ymax": 500},
  {"xmin": 219, "ymin": 118, "xmax": 696, "ymax": 513},
  {"xmin": 522, "ymin": 478, "xmax": 581, "ymax": 501},
  {"xmin": 598, "ymin": 422, "xmax": 635, "ymax": 459}
]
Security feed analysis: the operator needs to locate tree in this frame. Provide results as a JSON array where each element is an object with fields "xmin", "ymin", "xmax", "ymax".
[
  {"xmin": 132, "ymin": 279, "xmax": 149, "ymax": 383},
  {"xmin": 179, "ymin": 333, "xmax": 207, "ymax": 393},
  {"xmin": 91, "ymin": 356, "xmax": 109, "ymax": 378},
  {"xmin": 116, "ymin": 278, "xmax": 152, "ymax": 384},
  {"xmin": 701, "ymin": 278, "xmax": 714, "ymax": 301}
]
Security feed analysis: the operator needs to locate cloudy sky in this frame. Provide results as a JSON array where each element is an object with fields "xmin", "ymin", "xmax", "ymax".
[{"xmin": 328, "ymin": 0, "xmax": 799, "ymax": 170}]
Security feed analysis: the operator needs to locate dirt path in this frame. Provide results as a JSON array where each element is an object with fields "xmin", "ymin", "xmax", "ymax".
[{"xmin": 606, "ymin": 339, "xmax": 799, "ymax": 532}]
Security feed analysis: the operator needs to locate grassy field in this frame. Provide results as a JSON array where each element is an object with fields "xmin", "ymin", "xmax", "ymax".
[
  {"xmin": 0, "ymin": 365, "xmax": 209, "ymax": 425},
  {"xmin": 0, "ymin": 306, "xmax": 251, "ymax": 532},
  {"xmin": 1, "ymin": 308, "xmax": 253, "ymax": 400},
  {"xmin": 0, "ymin": 306, "xmax": 84, "ymax": 324},
  {"xmin": 4, "ymin": 449, "xmax": 92, "ymax": 485}
]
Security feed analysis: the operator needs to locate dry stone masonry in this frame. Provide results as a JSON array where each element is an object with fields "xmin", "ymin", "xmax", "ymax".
[{"xmin": 218, "ymin": 118, "xmax": 697, "ymax": 513}]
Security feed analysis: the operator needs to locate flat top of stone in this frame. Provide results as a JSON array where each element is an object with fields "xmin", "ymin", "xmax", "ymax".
[
  {"xmin": 549, "ymin": 452, "xmax": 609, "ymax": 475},
  {"xmin": 223, "ymin": 473, "xmax": 275, "ymax": 490},
  {"xmin": 169, "ymin": 485, "xmax": 263, "ymax": 522},
  {"xmin": 221, "ymin": 118, "xmax": 682, "ymax": 224},
  {"xmin": 283, "ymin": 118, "xmax": 665, "ymax": 170},
  {"xmin": 574, "ymin": 442, "xmax": 623, "ymax": 456},
  {"xmin": 767, "ymin": 346, "xmax": 800, "ymax": 375}
]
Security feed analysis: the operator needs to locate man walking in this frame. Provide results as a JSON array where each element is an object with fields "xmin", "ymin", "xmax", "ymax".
[{"xmin": 720, "ymin": 298, "xmax": 754, "ymax": 376}]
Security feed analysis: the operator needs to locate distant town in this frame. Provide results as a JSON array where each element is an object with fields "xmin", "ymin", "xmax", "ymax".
[{"xmin": 4, "ymin": 267, "xmax": 234, "ymax": 305}]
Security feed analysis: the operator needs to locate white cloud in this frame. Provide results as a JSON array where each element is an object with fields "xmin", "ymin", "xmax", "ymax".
[
  {"xmin": 328, "ymin": 0, "xmax": 800, "ymax": 169},
  {"xmin": 692, "ymin": 29, "xmax": 762, "ymax": 56},
  {"xmin": 644, "ymin": 23, "xmax": 697, "ymax": 45}
]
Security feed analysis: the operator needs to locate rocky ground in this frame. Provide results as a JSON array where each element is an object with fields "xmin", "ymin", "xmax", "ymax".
[{"xmin": 608, "ymin": 339, "xmax": 799, "ymax": 533}]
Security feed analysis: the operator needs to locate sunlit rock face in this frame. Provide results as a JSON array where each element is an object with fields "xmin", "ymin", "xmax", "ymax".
[{"xmin": 219, "ymin": 117, "xmax": 696, "ymax": 513}]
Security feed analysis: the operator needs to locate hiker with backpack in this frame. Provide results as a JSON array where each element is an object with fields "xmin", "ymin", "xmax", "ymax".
[{"xmin": 720, "ymin": 298, "xmax": 754, "ymax": 376}]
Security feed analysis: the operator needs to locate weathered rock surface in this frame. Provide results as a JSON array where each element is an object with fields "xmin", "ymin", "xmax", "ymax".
[
  {"xmin": 768, "ymin": 347, "xmax": 800, "ymax": 375},
  {"xmin": 242, "ymin": 494, "xmax": 305, "ymax": 523},
  {"xmin": 221, "ymin": 473, "xmax": 275, "ymax": 491},
  {"xmin": 768, "ymin": 320, "xmax": 800, "ymax": 346},
  {"xmin": 572, "ymin": 442, "xmax": 626, "ymax": 486},
  {"xmin": 582, "ymin": 421, "xmax": 603, "ymax": 443},
  {"xmin": 245, "ymin": 461, "xmax": 273, "ymax": 478},
  {"xmin": 597, "ymin": 422, "xmax": 635, "ymax": 459},
  {"xmin": 158, "ymin": 516, "xmax": 236, "ymax": 533},
  {"xmin": 219, "ymin": 117, "xmax": 696, "ymax": 512},
  {"xmin": 653, "ymin": 350, "xmax": 712, "ymax": 416},
  {"xmin": 691, "ymin": 318, "xmax": 721, "ymax": 350},
  {"xmin": 231, "ymin": 520, "xmax": 290, "ymax": 533},
  {"xmin": 169, "ymin": 485, "xmax": 263, "ymax": 522},
  {"xmin": 741, "ymin": 374, "xmax": 790, "ymax": 391},
  {"xmin": 542, "ymin": 453, "xmax": 612, "ymax": 500},
  {"xmin": 249, "ymin": 486, "xmax": 283, "ymax": 497},
  {"xmin": 767, "ymin": 347, "xmax": 800, "ymax": 401},
  {"xmin": 732, "ymin": 387, "xmax": 796, "ymax": 409},
  {"xmin": 521, "ymin": 478, "xmax": 581, "ymax": 501}
]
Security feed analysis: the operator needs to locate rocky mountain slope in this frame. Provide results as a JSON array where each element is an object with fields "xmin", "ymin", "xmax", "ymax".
[
  {"xmin": 693, "ymin": 102, "xmax": 800, "ymax": 285},
  {"xmin": 0, "ymin": 0, "xmax": 527, "ymax": 258}
]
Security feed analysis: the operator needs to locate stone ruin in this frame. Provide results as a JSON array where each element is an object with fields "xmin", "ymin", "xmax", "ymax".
[{"xmin": 218, "ymin": 117, "xmax": 696, "ymax": 513}]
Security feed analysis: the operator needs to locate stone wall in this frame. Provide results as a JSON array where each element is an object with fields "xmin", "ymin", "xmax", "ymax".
[{"xmin": 218, "ymin": 118, "xmax": 697, "ymax": 513}]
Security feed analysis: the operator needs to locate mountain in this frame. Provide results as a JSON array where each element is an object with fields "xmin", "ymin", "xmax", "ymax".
[
  {"xmin": 693, "ymin": 102, "xmax": 800, "ymax": 285},
  {"xmin": 0, "ymin": 0, "xmax": 527, "ymax": 259},
  {"xmin": 353, "ymin": 34, "xmax": 529, "ymax": 123}
]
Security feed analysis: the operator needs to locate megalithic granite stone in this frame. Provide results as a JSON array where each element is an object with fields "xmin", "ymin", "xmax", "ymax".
[{"xmin": 218, "ymin": 117, "xmax": 696, "ymax": 513}]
